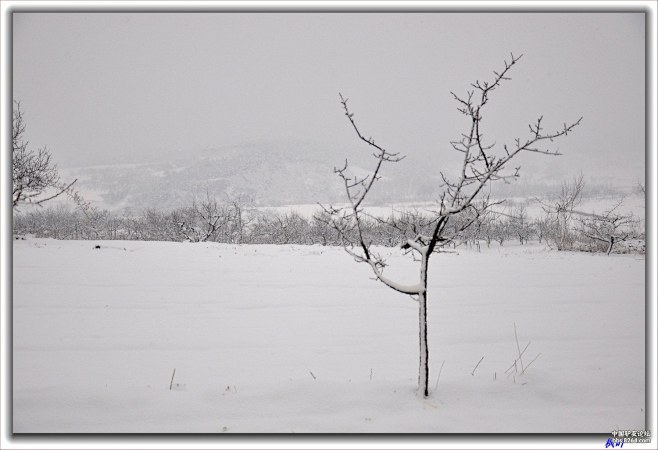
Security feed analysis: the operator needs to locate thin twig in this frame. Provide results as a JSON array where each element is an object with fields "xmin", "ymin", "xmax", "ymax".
[
  {"xmin": 433, "ymin": 360, "xmax": 446, "ymax": 392},
  {"xmin": 505, "ymin": 341, "xmax": 531, "ymax": 374},
  {"xmin": 309, "ymin": 371, "xmax": 316, "ymax": 380},
  {"xmin": 514, "ymin": 322, "xmax": 525, "ymax": 372},
  {"xmin": 471, "ymin": 356, "xmax": 485, "ymax": 376},
  {"xmin": 169, "ymin": 368, "xmax": 176, "ymax": 390},
  {"xmin": 521, "ymin": 353, "xmax": 542, "ymax": 375}
]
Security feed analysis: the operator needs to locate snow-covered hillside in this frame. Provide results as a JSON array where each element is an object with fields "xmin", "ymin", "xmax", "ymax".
[
  {"xmin": 57, "ymin": 141, "xmax": 451, "ymax": 211},
  {"xmin": 56, "ymin": 139, "xmax": 644, "ymax": 213},
  {"xmin": 13, "ymin": 239, "xmax": 645, "ymax": 433}
]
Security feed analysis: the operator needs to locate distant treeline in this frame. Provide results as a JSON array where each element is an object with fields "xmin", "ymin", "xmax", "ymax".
[{"xmin": 13, "ymin": 194, "xmax": 645, "ymax": 255}]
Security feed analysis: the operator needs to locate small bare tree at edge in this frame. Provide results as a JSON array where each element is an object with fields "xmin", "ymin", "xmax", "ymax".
[
  {"xmin": 13, "ymin": 101, "xmax": 76, "ymax": 209},
  {"xmin": 321, "ymin": 54, "xmax": 582, "ymax": 398}
]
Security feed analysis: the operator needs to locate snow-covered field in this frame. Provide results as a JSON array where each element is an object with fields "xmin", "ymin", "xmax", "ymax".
[{"xmin": 13, "ymin": 239, "xmax": 645, "ymax": 433}]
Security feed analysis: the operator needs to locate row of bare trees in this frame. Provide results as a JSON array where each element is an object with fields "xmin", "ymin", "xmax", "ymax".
[
  {"xmin": 12, "ymin": 196, "xmax": 332, "ymax": 245},
  {"xmin": 13, "ymin": 191, "xmax": 644, "ymax": 254}
]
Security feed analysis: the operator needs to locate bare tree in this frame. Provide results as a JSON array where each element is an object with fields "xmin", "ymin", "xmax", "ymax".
[
  {"xmin": 578, "ymin": 199, "xmax": 642, "ymax": 255},
  {"xmin": 538, "ymin": 174, "xmax": 585, "ymax": 251},
  {"xmin": 174, "ymin": 192, "xmax": 234, "ymax": 242},
  {"xmin": 635, "ymin": 181, "xmax": 646, "ymax": 196},
  {"xmin": 491, "ymin": 217, "xmax": 510, "ymax": 246},
  {"xmin": 225, "ymin": 193, "xmax": 255, "ymax": 244},
  {"xmin": 311, "ymin": 210, "xmax": 342, "ymax": 246},
  {"xmin": 509, "ymin": 204, "xmax": 533, "ymax": 245},
  {"xmin": 534, "ymin": 212, "xmax": 553, "ymax": 244},
  {"xmin": 12, "ymin": 102, "xmax": 76, "ymax": 208},
  {"xmin": 322, "ymin": 54, "xmax": 581, "ymax": 397},
  {"xmin": 460, "ymin": 199, "xmax": 495, "ymax": 251}
]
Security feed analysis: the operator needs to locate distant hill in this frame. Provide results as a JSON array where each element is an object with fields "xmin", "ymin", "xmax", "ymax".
[
  {"xmin": 58, "ymin": 141, "xmax": 641, "ymax": 213},
  {"xmin": 58, "ymin": 141, "xmax": 441, "ymax": 211}
]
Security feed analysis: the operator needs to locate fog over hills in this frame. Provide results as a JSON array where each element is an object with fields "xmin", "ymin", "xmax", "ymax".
[
  {"xmin": 58, "ymin": 139, "xmax": 641, "ymax": 213},
  {"xmin": 59, "ymin": 141, "xmax": 438, "ymax": 211}
]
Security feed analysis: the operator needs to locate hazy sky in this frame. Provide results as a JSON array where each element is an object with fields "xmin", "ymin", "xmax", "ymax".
[{"xmin": 13, "ymin": 11, "xmax": 645, "ymax": 184}]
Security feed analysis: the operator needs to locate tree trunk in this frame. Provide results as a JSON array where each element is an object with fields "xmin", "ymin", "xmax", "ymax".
[
  {"xmin": 607, "ymin": 237, "xmax": 614, "ymax": 255},
  {"xmin": 418, "ymin": 255, "xmax": 429, "ymax": 397},
  {"xmin": 418, "ymin": 291, "xmax": 429, "ymax": 397}
]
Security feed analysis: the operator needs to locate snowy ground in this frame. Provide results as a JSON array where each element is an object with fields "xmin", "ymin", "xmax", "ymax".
[{"xmin": 12, "ymin": 239, "xmax": 645, "ymax": 433}]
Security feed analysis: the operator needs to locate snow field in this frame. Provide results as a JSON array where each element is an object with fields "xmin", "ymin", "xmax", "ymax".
[{"xmin": 13, "ymin": 239, "xmax": 645, "ymax": 433}]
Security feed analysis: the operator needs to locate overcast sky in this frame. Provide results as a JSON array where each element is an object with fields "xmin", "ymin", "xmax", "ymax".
[{"xmin": 12, "ymin": 11, "xmax": 645, "ymax": 185}]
